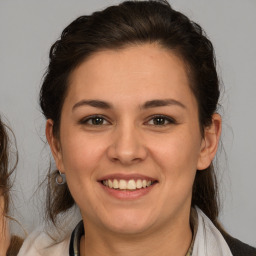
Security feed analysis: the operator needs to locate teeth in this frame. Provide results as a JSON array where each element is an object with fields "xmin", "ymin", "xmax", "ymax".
[
  {"xmin": 119, "ymin": 179, "xmax": 127, "ymax": 189},
  {"xmin": 102, "ymin": 179, "xmax": 153, "ymax": 190},
  {"xmin": 136, "ymin": 180, "xmax": 142, "ymax": 189},
  {"xmin": 127, "ymin": 180, "xmax": 136, "ymax": 190},
  {"xmin": 113, "ymin": 179, "xmax": 118, "ymax": 189},
  {"xmin": 108, "ymin": 180, "xmax": 113, "ymax": 188}
]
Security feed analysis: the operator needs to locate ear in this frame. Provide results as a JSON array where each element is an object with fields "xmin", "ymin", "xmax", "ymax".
[
  {"xmin": 45, "ymin": 119, "xmax": 65, "ymax": 173},
  {"xmin": 197, "ymin": 113, "xmax": 222, "ymax": 170}
]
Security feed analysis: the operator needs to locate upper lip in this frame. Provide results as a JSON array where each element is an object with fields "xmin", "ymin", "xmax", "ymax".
[{"xmin": 98, "ymin": 173, "xmax": 157, "ymax": 182}]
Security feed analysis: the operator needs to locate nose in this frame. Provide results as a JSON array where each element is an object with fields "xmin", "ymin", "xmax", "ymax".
[{"xmin": 107, "ymin": 124, "xmax": 148, "ymax": 165}]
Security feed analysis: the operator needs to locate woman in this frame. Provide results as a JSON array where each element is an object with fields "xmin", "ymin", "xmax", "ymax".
[
  {"xmin": 0, "ymin": 117, "xmax": 23, "ymax": 256},
  {"xmin": 18, "ymin": 1, "xmax": 256, "ymax": 255},
  {"xmin": 0, "ymin": 117, "xmax": 11, "ymax": 255}
]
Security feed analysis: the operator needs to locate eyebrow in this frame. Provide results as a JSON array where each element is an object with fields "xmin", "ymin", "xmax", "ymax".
[
  {"xmin": 142, "ymin": 99, "xmax": 186, "ymax": 109},
  {"xmin": 72, "ymin": 98, "xmax": 186, "ymax": 111},
  {"xmin": 72, "ymin": 100, "xmax": 112, "ymax": 111}
]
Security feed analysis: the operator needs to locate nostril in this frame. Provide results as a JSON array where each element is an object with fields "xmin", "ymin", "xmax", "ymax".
[{"xmin": 106, "ymin": 136, "xmax": 148, "ymax": 164}]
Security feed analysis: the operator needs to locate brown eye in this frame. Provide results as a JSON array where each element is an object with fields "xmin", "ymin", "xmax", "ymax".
[
  {"xmin": 80, "ymin": 115, "xmax": 110, "ymax": 126},
  {"xmin": 147, "ymin": 115, "xmax": 176, "ymax": 126},
  {"xmin": 153, "ymin": 117, "xmax": 166, "ymax": 125},
  {"xmin": 91, "ymin": 117, "xmax": 104, "ymax": 125}
]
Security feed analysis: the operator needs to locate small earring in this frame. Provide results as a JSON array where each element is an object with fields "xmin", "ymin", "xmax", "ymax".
[{"xmin": 56, "ymin": 171, "xmax": 66, "ymax": 185}]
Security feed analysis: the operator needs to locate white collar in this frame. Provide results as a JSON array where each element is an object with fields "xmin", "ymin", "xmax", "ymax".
[{"xmin": 192, "ymin": 207, "xmax": 233, "ymax": 256}]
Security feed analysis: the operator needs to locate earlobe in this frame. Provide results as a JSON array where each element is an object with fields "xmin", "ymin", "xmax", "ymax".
[
  {"xmin": 45, "ymin": 119, "xmax": 65, "ymax": 173},
  {"xmin": 197, "ymin": 113, "xmax": 222, "ymax": 170}
]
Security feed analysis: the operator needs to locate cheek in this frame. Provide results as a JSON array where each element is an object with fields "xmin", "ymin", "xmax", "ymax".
[
  {"xmin": 59, "ymin": 134, "xmax": 108, "ymax": 209},
  {"xmin": 150, "ymin": 131, "xmax": 201, "ymax": 169},
  {"xmin": 147, "ymin": 128, "xmax": 202, "ymax": 194},
  {"xmin": 60, "ymin": 131, "xmax": 107, "ymax": 177}
]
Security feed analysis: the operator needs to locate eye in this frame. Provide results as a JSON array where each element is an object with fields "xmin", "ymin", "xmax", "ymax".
[
  {"xmin": 80, "ymin": 115, "xmax": 110, "ymax": 126},
  {"xmin": 146, "ymin": 115, "xmax": 176, "ymax": 126}
]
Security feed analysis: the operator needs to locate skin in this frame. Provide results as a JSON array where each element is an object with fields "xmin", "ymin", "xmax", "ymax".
[{"xmin": 47, "ymin": 44, "xmax": 221, "ymax": 256}]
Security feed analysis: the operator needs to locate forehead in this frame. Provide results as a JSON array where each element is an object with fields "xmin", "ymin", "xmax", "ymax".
[{"xmin": 67, "ymin": 44, "xmax": 195, "ymax": 106}]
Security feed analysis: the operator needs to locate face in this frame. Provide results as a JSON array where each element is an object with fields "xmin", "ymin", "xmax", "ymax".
[{"xmin": 47, "ymin": 44, "xmax": 220, "ymax": 236}]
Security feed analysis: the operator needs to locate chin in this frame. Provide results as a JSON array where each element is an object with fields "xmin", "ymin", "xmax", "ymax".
[
  {"xmin": 100, "ymin": 209, "xmax": 157, "ymax": 235},
  {"xmin": 106, "ymin": 221, "xmax": 151, "ymax": 235}
]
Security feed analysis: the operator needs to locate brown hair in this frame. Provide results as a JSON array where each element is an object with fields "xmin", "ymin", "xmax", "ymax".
[
  {"xmin": 40, "ymin": 0, "xmax": 221, "ymax": 228},
  {"xmin": 0, "ymin": 117, "xmax": 23, "ymax": 255},
  {"xmin": 0, "ymin": 117, "xmax": 13, "ymax": 215},
  {"xmin": 6, "ymin": 236, "xmax": 24, "ymax": 256}
]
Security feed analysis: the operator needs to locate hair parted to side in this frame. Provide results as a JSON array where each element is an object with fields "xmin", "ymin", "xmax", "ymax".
[
  {"xmin": 0, "ymin": 117, "xmax": 16, "ymax": 216},
  {"xmin": 0, "ymin": 117, "xmax": 24, "ymax": 255},
  {"xmin": 40, "ymin": 0, "xmax": 221, "ymax": 228}
]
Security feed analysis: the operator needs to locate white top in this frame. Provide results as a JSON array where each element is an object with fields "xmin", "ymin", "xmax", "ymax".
[
  {"xmin": 17, "ymin": 228, "xmax": 70, "ymax": 256},
  {"xmin": 18, "ymin": 208, "xmax": 233, "ymax": 256},
  {"xmin": 192, "ymin": 208, "xmax": 233, "ymax": 256}
]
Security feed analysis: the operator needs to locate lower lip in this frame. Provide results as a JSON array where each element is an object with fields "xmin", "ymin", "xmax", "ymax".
[{"xmin": 99, "ymin": 182, "xmax": 157, "ymax": 200}]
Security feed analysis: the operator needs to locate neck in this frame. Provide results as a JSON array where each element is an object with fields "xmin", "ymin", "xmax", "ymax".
[{"xmin": 80, "ymin": 214, "xmax": 192, "ymax": 256}]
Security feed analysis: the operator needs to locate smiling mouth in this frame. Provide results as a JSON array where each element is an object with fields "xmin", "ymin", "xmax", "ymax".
[{"xmin": 101, "ymin": 179, "xmax": 157, "ymax": 191}]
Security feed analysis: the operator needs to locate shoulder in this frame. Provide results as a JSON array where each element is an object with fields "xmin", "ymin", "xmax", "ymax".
[
  {"xmin": 17, "ymin": 227, "xmax": 70, "ymax": 256},
  {"xmin": 221, "ymin": 233, "xmax": 256, "ymax": 256},
  {"xmin": 194, "ymin": 207, "xmax": 256, "ymax": 256}
]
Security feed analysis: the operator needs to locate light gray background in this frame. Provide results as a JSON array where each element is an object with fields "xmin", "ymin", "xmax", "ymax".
[{"xmin": 0, "ymin": 0, "xmax": 255, "ymax": 247}]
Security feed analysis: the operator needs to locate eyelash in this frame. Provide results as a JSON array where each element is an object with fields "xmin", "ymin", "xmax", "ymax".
[
  {"xmin": 79, "ymin": 115, "xmax": 110, "ymax": 126},
  {"xmin": 79, "ymin": 115, "xmax": 176, "ymax": 127},
  {"xmin": 146, "ymin": 115, "xmax": 177, "ymax": 126}
]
